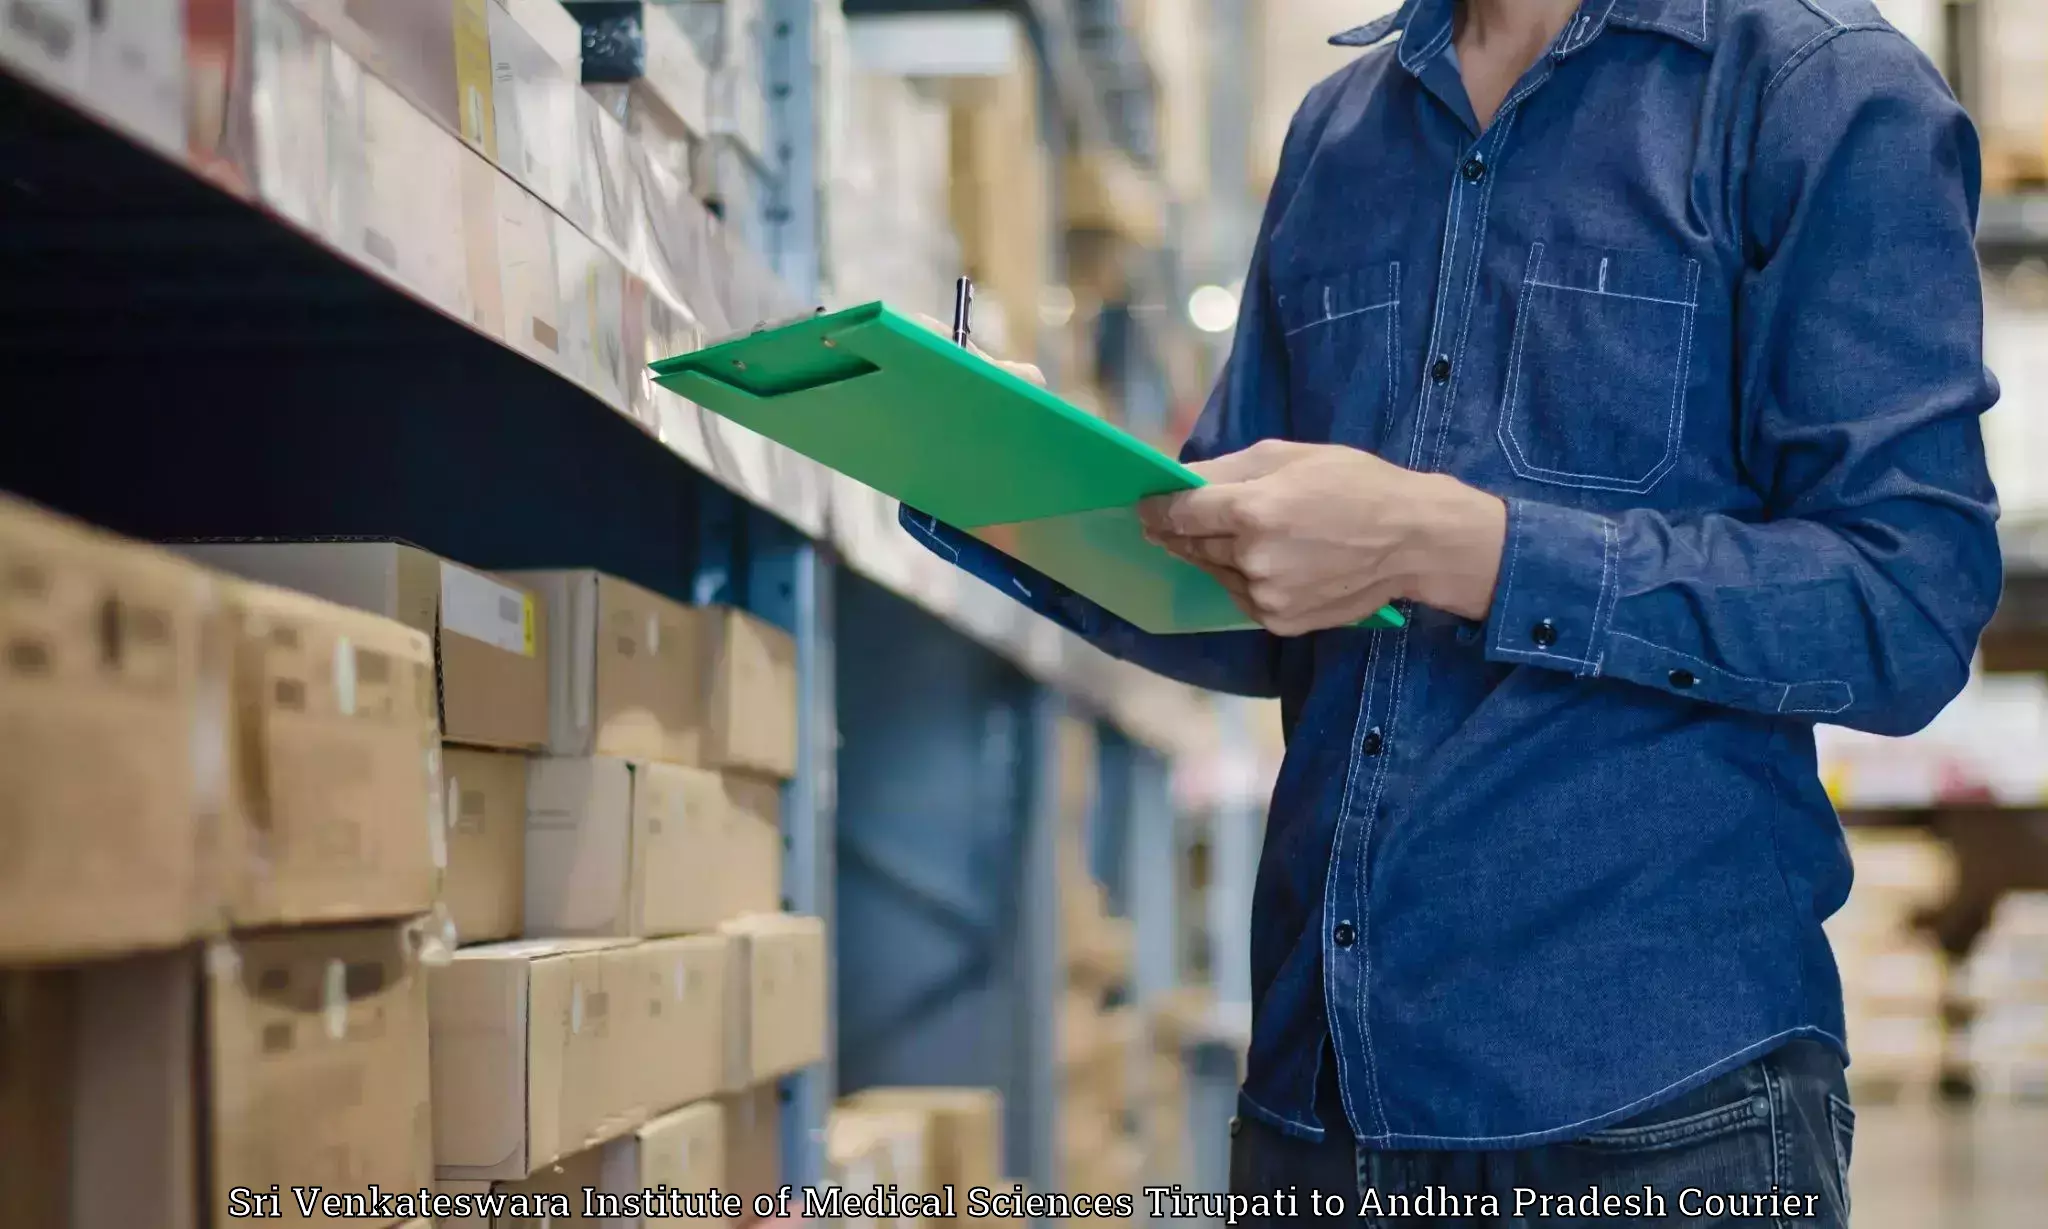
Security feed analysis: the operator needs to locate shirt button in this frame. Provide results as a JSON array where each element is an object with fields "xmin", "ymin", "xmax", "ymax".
[
  {"xmin": 1429, "ymin": 355, "xmax": 1453, "ymax": 384},
  {"xmin": 1668, "ymin": 668, "xmax": 1697, "ymax": 689},
  {"xmin": 1333, "ymin": 922, "xmax": 1358, "ymax": 948},
  {"xmin": 1461, "ymin": 157, "xmax": 1487, "ymax": 182},
  {"xmin": 1531, "ymin": 619, "xmax": 1559, "ymax": 648},
  {"xmin": 1361, "ymin": 727, "xmax": 1384, "ymax": 756}
]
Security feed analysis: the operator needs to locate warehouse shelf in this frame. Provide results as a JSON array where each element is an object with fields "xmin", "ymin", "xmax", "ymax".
[{"xmin": 0, "ymin": 1, "xmax": 1205, "ymax": 762}]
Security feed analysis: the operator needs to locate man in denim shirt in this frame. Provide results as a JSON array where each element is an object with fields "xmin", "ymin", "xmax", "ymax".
[{"xmin": 904, "ymin": 0, "xmax": 2002, "ymax": 1221}]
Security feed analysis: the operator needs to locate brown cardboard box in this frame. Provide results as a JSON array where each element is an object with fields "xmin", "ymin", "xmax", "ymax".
[
  {"xmin": 722, "ymin": 774, "xmax": 786, "ymax": 917},
  {"xmin": 719, "ymin": 1084, "xmax": 781, "ymax": 1203},
  {"xmin": 509, "ymin": 570, "xmax": 708, "ymax": 765},
  {"xmin": 219, "ymin": 578, "xmax": 439, "ymax": 928},
  {"xmin": 841, "ymin": 1087, "xmax": 1003, "ymax": 1194},
  {"xmin": 208, "ymin": 923, "xmax": 434, "ymax": 1225},
  {"xmin": 0, "ymin": 496, "xmax": 225, "ymax": 963},
  {"xmin": 703, "ymin": 608, "xmax": 798, "ymax": 780},
  {"xmin": 442, "ymin": 746, "xmax": 528, "ymax": 945},
  {"xmin": 718, "ymin": 914, "xmax": 827, "ymax": 1089},
  {"xmin": 0, "ymin": 952, "xmax": 201, "ymax": 1229},
  {"xmin": 623, "ymin": 936, "xmax": 730, "ymax": 1115},
  {"xmin": 430, "ymin": 937, "xmax": 643, "ymax": 1180},
  {"xmin": 600, "ymin": 1101, "xmax": 734, "ymax": 1224},
  {"xmin": 526, "ymin": 757, "xmax": 729, "ymax": 937},
  {"xmin": 177, "ymin": 541, "xmax": 550, "ymax": 751}
]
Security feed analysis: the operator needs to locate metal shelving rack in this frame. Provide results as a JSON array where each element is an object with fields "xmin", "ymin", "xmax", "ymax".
[{"xmin": 0, "ymin": 0, "xmax": 1211, "ymax": 1203}]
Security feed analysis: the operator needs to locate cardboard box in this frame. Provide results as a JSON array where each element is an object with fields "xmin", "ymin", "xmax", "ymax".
[
  {"xmin": 443, "ymin": 746, "xmax": 529, "ymax": 944},
  {"xmin": 509, "ymin": 570, "xmax": 708, "ymax": 765},
  {"xmin": 719, "ymin": 1084, "xmax": 780, "ymax": 1202},
  {"xmin": 719, "ymin": 914, "xmax": 827, "ymax": 1089},
  {"xmin": 841, "ymin": 1087, "xmax": 1003, "ymax": 1194},
  {"xmin": 496, "ymin": 0, "xmax": 583, "ymax": 75},
  {"xmin": 0, "ymin": 952, "xmax": 201, "ymax": 1229},
  {"xmin": 527, "ymin": 756, "xmax": 729, "ymax": 937},
  {"xmin": 218, "ymin": 578, "xmax": 439, "ymax": 928},
  {"xmin": 430, "ymin": 937, "xmax": 643, "ymax": 1180},
  {"xmin": 723, "ymin": 774, "xmax": 786, "ymax": 917},
  {"xmin": 286, "ymin": 0, "xmax": 497, "ymax": 156},
  {"xmin": 208, "ymin": 923, "xmax": 434, "ymax": 1225},
  {"xmin": 624, "ymin": 936, "xmax": 731, "ymax": 1114},
  {"xmin": 487, "ymin": 0, "xmax": 590, "ymax": 225},
  {"xmin": 601, "ymin": 1101, "xmax": 732, "ymax": 1223},
  {"xmin": 0, "ymin": 496, "xmax": 224, "ymax": 962},
  {"xmin": 176, "ymin": 540, "xmax": 549, "ymax": 751},
  {"xmin": 703, "ymin": 607, "xmax": 798, "ymax": 779}
]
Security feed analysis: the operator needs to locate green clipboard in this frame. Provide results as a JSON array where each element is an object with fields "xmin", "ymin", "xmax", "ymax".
[{"xmin": 650, "ymin": 302, "xmax": 1405, "ymax": 635}]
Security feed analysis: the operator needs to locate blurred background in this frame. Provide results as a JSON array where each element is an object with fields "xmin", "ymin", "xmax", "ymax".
[{"xmin": 0, "ymin": 1, "xmax": 2042, "ymax": 1226}]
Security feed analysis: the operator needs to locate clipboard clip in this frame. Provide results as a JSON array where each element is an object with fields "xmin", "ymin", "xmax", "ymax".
[{"xmin": 705, "ymin": 306, "xmax": 829, "ymax": 348}]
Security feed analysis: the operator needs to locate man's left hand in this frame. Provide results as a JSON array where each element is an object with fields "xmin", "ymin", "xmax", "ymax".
[{"xmin": 1137, "ymin": 440, "xmax": 1509, "ymax": 637}]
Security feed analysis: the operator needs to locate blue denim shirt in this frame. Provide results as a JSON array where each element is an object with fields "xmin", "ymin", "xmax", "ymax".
[{"xmin": 903, "ymin": 0, "xmax": 2002, "ymax": 1149}]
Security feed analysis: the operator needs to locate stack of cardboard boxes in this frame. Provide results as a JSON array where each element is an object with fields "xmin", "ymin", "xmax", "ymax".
[
  {"xmin": 1051, "ymin": 718, "xmax": 1143, "ymax": 1210},
  {"xmin": 432, "ymin": 565, "xmax": 821, "ymax": 1221},
  {"xmin": 0, "ymin": 495, "xmax": 826, "ymax": 1228},
  {"xmin": 1959, "ymin": 891, "xmax": 2048, "ymax": 1101},
  {"xmin": 0, "ymin": 496, "xmax": 443, "ymax": 1228},
  {"xmin": 1825, "ymin": 829, "xmax": 1958, "ymax": 1100}
]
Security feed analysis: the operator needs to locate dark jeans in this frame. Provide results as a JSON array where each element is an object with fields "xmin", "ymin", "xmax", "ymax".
[{"xmin": 1228, "ymin": 1041, "xmax": 1854, "ymax": 1226}]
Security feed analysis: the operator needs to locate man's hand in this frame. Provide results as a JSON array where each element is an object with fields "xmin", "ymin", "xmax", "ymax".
[{"xmin": 1138, "ymin": 440, "xmax": 1508, "ymax": 636}]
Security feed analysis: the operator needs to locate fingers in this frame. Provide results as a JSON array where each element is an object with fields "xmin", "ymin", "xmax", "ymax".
[
  {"xmin": 1184, "ymin": 439, "xmax": 1299, "ymax": 486},
  {"xmin": 911, "ymin": 313, "xmax": 1046, "ymax": 387},
  {"xmin": 1139, "ymin": 484, "xmax": 1261, "ymax": 540}
]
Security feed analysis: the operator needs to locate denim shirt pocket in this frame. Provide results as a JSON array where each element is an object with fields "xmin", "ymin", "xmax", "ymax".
[
  {"xmin": 1275, "ymin": 262, "xmax": 1403, "ymax": 450},
  {"xmin": 1496, "ymin": 243, "xmax": 1701, "ymax": 496}
]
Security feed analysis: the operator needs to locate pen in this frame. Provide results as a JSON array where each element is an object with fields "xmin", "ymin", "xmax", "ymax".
[{"xmin": 952, "ymin": 277, "xmax": 974, "ymax": 348}]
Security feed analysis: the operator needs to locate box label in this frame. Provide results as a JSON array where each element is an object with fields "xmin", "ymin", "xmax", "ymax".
[{"xmin": 440, "ymin": 562, "xmax": 533, "ymax": 656}]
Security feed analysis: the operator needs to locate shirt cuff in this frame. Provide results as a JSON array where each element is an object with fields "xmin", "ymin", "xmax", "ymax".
[
  {"xmin": 897, "ymin": 504, "xmax": 1101, "ymax": 638},
  {"xmin": 1483, "ymin": 498, "xmax": 1618, "ymax": 678}
]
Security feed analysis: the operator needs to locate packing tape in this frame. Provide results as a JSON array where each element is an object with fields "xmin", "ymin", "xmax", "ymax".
[{"xmin": 323, "ymin": 959, "xmax": 348, "ymax": 1041}]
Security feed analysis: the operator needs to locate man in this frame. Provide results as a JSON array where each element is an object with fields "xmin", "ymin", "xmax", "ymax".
[{"xmin": 905, "ymin": 0, "xmax": 2001, "ymax": 1222}]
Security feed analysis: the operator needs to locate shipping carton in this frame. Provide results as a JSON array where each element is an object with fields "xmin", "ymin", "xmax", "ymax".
[
  {"xmin": 623, "ymin": 936, "xmax": 731, "ymax": 1114},
  {"xmin": 218, "ymin": 578, "xmax": 439, "ymax": 927},
  {"xmin": 601, "ymin": 1100, "xmax": 732, "ymax": 1224},
  {"xmin": 442, "ymin": 746, "xmax": 529, "ymax": 944},
  {"xmin": 509, "ymin": 570, "xmax": 708, "ymax": 765},
  {"xmin": 527, "ymin": 756, "xmax": 729, "ymax": 937},
  {"xmin": 430, "ymin": 937, "xmax": 643, "ymax": 1180},
  {"xmin": 841, "ymin": 1086, "xmax": 1003, "ymax": 1194},
  {"xmin": 0, "ymin": 496, "xmax": 224, "ymax": 962},
  {"xmin": 0, "ymin": 952, "xmax": 201, "ymax": 1229},
  {"xmin": 703, "ymin": 607, "xmax": 798, "ymax": 779},
  {"xmin": 719, "ymin": 914, "xmax": 827, "ymax": 1089},
  {"xmin": 718, "ymin": 1084, "xmax": 780, "ymax": 1202},
  {"xmin": 722, "ymin": 774, "xmax": 786, "ymax": 917},
  {"xmin": 177, "ymin": 540, "xmax": 549, "ymax": 751},
  {"xmin": 207, "ymin": 923, "xmax": 434, "ymax": 1225}
]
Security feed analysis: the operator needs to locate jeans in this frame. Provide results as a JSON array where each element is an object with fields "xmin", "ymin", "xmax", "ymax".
[{"xmin": 1227, "ymin": 1041, "xmax": 1854, "ymax": 1226}]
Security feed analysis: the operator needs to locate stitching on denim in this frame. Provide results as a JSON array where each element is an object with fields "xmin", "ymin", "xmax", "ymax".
[
  {"xmin": 1323, "ymin": 629, "xmax": 1382, "ymax": 1138},
  {"xmin": 1384, "ymin": 262, "xmax": 1402, "ymax": 416},
  {"xmin": 1782, "ymin": 683, "xmax": 1853, "ymax": 715},
  {"xmin": 1764, "ymin": 1058, "xmax": 1791, "ymax": 1229},
  {"xmin": 1400, "ymin": 14, "xmax": 1456, "ymax": 71},
  {"xmin": 1499, "ymin": 256, "xmax": 1699, "ymax": 493},
  {"xmin": 1490, "ymin": 501, "xmax": 1526, "ymax": 657},
  {"xmin": 1431, "ymin": 105, "xmax": 1522, "ymax": 473},
  {"xmin": 1493, "ymin": 243, "xmax": 1546, "ymax": 480},
  {"xmin": 1410, "ymin": 177, "xmax": 1465, "ymax": 471},
  {"xmin": 1588, "ymin": 518, "xmax": 1619, "ymax": 676},
  {"xmin": 1348, "ymin": 1027, "xmax": 1843, "ymax": 1148},
  {"xmin": 1762, "ymin": 26, "xmax": 1852, "ymax": 104},
  {"xmin": 1797, "ymin": 0, "xmax": 1844, "ymax": 30},
  {"xmin": 1281, "ymin": 299, "xmax": 1398, "ymax": 338},
  {"xmin": 1577, "ymin": 1093, "xmax": 1766, "ymax": 1149},
  {"xmin": 1355, "ymin": 624, "xmax": 1409, "ymax": 1138},
  {"xmin": 1760, "ymin": 722, "xmax": 1805, "ymax": 1029},
  {"xmin": 1523, "ymin": 280, "xmax": 1694, "ymax": 309},
  {"xmin": 1237, "ymin": 1086, "xmax": 1328, "ymax": 1137},
  {"xmin": 1609, "ymin": 630, "xmax": 1852, "ymax": 708},
  {"xmin": 903, "ymin": 513, "xmax": 961, "ymax": 564}
]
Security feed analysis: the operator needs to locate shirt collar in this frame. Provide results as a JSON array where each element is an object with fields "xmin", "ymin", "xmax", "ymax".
[{"xmin": 1330, "ymin": 0, "xmax": 1716, "ymax": 59}]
